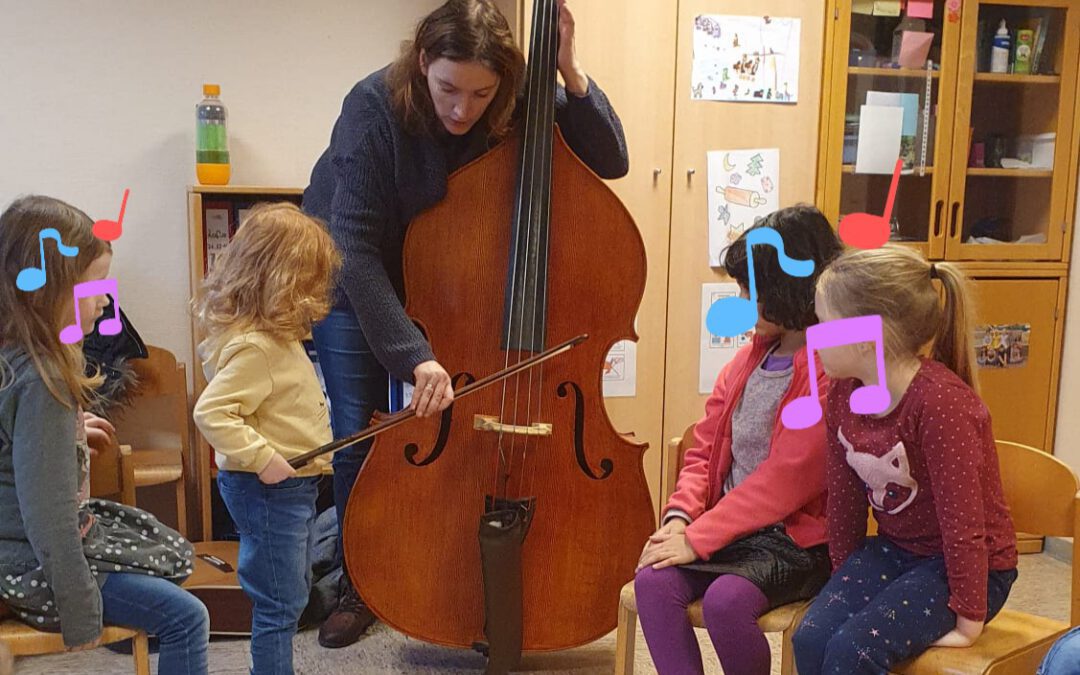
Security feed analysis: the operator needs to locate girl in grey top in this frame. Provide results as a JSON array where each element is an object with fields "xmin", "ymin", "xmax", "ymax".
[{"xmin": 0, "ymin": 196, "xmax": 207, "ymax": 673}]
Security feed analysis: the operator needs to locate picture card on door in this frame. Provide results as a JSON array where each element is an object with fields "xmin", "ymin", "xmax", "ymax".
[
  {"xmin": 707, "ymin": 148, "xmax": 780, "ymax": 267},
  {"xmin": 691, "ymin": 15, "xmax": 801, "ymax": 103}
]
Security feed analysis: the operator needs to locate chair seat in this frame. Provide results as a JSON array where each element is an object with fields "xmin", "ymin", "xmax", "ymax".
[
  {"xmin": 0, "ymin": 620, "xmax": 140, "ymax": 657},
  {"xmin": 619, "ymin": 581, "xmax": 809, "ymax": 633},
  {"xmin": 130, "ymin": 448, "xmax": 183, "ymax": 487},
  {"xmin": 892, "ymin": 610, "xmax": 1068, "ymax": 675}
]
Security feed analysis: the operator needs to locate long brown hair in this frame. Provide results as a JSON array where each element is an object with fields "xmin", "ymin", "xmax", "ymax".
[
  {"xmin": 387, "ymin": 0, "xmax": 526, "ymax": 140},
  {"xmin": 0, "ymin": 196, "xmax": 111, "ymax": 407},
  {"xmin": 193, "ymin": 203, "xmax": 342, "ymax": 360},
  {"xmin": 817, "ymin": 246, "xmax": 978, "ymax": 391}
]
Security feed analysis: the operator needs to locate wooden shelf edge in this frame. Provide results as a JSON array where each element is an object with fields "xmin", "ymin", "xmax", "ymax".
[
  {"xmin": 974, "ymin": 73, "xmax": 1061, "ymax": 84},
  {"xmin": 842, "ymin": 165, "xmax": 934, "ymax": 175},
  {"xmin": 966, "ymin": 168, "xmax": 1054, "ymax": 177},
  {"xmin": 188, "ymin": 185, "xmax": 304, "ymax": 195},
  {"xmin": 848, "ymin": 66, "xmax": 940, "ymax": 79}
]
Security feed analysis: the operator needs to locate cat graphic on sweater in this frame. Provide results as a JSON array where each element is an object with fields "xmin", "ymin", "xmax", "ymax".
[{"xmin": 838, "ymin": 428, "xmax": 919, "ymax": 515}]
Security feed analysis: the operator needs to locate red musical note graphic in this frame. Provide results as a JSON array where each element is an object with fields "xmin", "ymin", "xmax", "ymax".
[
  {"xmin": 838, "ymin": 159, "xmax": 902, "ymax": 249},
  {"xmin": 781, "ymin": 315, "xmax": 891, "ymax": 429},
  {"xmin": 92, "ymin": 189, "xmax": 129, "ymax": 242},
  {"xmin": 59, "ymin": 279, "xmax": 122, "ymax": 344}
]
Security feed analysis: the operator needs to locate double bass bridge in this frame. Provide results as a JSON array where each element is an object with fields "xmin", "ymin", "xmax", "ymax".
[{"xmin": 472, "ymin": 414, "xmax": 553, "ymax": 437}]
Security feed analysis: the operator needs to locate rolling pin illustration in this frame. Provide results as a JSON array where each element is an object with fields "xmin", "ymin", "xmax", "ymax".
[{"xmin": 718, "ymin": 184, "xmax": 768, "ymax": 207}]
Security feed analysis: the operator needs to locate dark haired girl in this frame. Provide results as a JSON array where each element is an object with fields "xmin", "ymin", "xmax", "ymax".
[{"xmin": 633, "ymin": 205, "xmax": 843, "ymax": 675}]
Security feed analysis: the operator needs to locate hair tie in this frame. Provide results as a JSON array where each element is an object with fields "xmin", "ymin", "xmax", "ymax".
[{"xmin": 929, "ymin": 264, "xmax": 939, "ymax": 280}]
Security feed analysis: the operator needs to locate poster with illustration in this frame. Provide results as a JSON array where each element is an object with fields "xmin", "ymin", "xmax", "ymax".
[
  {"xmin": 707, "ymin": 148, "xmax": 780, "ymax": 267},
  {"xmin": 974, "ymin": 324, "xmax": 1031, "ymax": 369},
  {"xmin": 691, "ymin": 15, "xmax": 801, "ymax": 103}
]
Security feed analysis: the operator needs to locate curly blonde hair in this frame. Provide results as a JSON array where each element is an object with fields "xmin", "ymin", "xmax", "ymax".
[
  {"xmin": 193, "ymin": 203, "xmax": 341, "ymax": 358},
  {"xmin": 817, "ymin": 245, "xmax": 978, "ymax": 391},
  {"xmin": 0, "ymin": 195, "xmax": 111, "ymax": 407}
]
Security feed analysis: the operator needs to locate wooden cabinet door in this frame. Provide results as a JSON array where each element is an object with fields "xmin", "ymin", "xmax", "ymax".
[
  {"xmin": 522, "ymin": 0, "xmax": 679, "ymax": 512},
  {"xmin": 663, "ymin": 0, "xmax": 828, "ymax": 455},
  {"xmin": 820, "ymin": 0, "xmax": 964, "ymax": 261},
  {"xmin": 967, "ymin": 276, "xmax": 1062, "ymax": 449},
  {"xmin": 945, "ymin": 0, "xmax": 1080, "ymax": 261}
]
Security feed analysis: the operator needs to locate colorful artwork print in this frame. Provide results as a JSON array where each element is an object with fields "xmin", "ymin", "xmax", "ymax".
[
  {"xmin": 975, "ymin": 324, "xmax": 1031, "ymax": 369},
  {"xmin": 707, "ymin": 149, "xmax": 780, "ymax": 267},
  {"xmin": 691, "ymin": 15, "xmax": 801, "ymax": 103}
]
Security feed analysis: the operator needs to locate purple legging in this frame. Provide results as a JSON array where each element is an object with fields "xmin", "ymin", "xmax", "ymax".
[{"xmin": 635, "ymin": 565, "xmax": 771, "ymax": 675}]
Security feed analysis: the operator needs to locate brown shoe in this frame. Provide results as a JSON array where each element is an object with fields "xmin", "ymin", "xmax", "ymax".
[{"xmin": 318, "ymin": 583, "xmax": 377, "ymax": 648}]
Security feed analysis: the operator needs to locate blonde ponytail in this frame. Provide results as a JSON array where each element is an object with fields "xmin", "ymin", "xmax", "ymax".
[{"xmin": 817, "ymin": 246, "xmax": 978, "ymax": 390}]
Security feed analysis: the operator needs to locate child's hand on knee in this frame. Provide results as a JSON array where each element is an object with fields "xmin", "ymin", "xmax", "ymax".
[
  {"xmin": 636, "ymin": 519, "xmax": 689, "ymax": 572},
  {"xmin": 636, "ymin": 533, "xmax": 697, "ymax": 572},
  {"xmin": 932, "ymin": 616, "xmax": 984, "ymax": 648},
  {"xmin": 258, "ymin": 453, "xmax": 298, "ymax": 485}
]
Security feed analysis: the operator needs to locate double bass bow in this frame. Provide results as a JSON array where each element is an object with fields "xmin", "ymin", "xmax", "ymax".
[{"xmin": 336, "ymin": 0, "xmax": 656, "ymax": 669}]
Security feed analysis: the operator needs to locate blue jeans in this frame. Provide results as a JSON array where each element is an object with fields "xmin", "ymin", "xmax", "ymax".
[
  {"xmin": 101, "ymin": 572, "xmax": 209, "ymax": 675},
  {"xmin": 311, "ymin": 308, "xmax": 389, "ymax": 572},
  {"xmin": 792, "ymin": 536, "xmax": 1017, "ymax": 675},
  {"xmin": 218, "ymin": 471, "xmax": 320, "ymax": 675},
  {"xmin": 1039, "ymin": 625, "xmax": 1080, "ymax": 674}
]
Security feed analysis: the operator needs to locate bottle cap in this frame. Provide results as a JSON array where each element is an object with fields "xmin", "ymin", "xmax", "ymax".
[{"xmin": 203, "ymin": 84, "xmax": 221, "ymax": 96}]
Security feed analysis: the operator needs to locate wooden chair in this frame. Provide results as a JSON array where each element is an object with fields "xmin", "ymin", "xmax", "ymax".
[
  {"xmin": 114, "ymin": 345, "xmax": 191, "ymax": 537},
  {"xmin": 0, "ymin": 436, "xmax": 151, "ymax": 674},
  {"xmin": 890, "ymin": 440, "xmax": 1080, "ymax": 675},
  {"xmin": 89, "ymin": 434, "xmax": 137, "ymax": 507},
  {"xmin": 614, "ymin": 423, "xmax": 811, "ymax": 675}
]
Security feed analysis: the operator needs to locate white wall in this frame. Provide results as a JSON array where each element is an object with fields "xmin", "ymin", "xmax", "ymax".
[
  {"xmin": 0, "ymin": 0, "xmax": 442, "ymax": 375},
  {"xmin": 1054, "ymin": 176, "xmax": 1080, "ymax": 473}
]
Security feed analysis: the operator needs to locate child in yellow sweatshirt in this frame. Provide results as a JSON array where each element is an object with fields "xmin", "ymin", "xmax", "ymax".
[{"xmin": 193, "ymin": 203, "xmax": 341, "ymax": 674}]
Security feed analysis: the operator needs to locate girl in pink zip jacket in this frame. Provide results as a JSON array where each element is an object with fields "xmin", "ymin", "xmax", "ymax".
[{"xmin": 634, "ymin": 205, "xmax": 843, "ymax": 675}]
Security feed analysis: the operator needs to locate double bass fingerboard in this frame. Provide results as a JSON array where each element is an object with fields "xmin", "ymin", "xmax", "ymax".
[{"xmin": 502, "ymin": 0, "xmax": 560, "ymax": 354}]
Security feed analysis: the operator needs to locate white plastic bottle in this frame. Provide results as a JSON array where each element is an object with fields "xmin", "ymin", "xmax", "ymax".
[{"xmin": 990, "ymin": 19, "xmax": 1011, "ymax": 74}]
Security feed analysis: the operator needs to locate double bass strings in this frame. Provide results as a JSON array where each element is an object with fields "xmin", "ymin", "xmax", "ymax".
[
  {"xmin": 522, "ymin": 0, "xmax": 560, "ymax": 502},
  {"xmin": 496, "ymin": 0, "xmax": 559, "ymax": 502}
]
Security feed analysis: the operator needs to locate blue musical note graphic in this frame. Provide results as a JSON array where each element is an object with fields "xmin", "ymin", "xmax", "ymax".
[
  {"xmin": 16, "ymin": 228, "xmax": 80, "ymax": 292},
  {"xmin": 706, "ymin": 227, "xmax": 815, "ymax": 337}
]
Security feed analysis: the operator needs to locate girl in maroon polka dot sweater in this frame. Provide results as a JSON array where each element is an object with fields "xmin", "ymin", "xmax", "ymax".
[{"xmin": 792, "ymin": 246, "xmax": 1018, "ymax": 674}]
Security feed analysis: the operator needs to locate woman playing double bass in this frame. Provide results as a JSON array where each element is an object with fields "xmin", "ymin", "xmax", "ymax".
[{"xmin": 302, "ymin": 0, "xmax": 629, "ymax": 648}]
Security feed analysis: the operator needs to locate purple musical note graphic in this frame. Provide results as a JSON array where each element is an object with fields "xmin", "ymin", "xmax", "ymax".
[
  {"xmin": 59, "ymin": 279, "xmax": 122, "ymax": 344},
  {"xmin": 16, "ymin": 229, "xmax": 80, "ymax": 292},
  {"xmin": 781, "ymin": 315, "xmax": 891, "ymax": 429}
]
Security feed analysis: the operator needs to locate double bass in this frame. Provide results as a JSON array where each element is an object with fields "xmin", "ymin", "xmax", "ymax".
[{"xmin": 336, "ymin": 0, "xmax": 655, "ymax": 668}]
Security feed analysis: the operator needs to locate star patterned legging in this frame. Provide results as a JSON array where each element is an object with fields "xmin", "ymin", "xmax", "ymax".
[{"xmin": 792, "ymin": 536, "xmax": 1017, "ymax": 674}]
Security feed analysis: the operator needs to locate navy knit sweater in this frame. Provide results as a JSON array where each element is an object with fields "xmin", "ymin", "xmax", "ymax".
[{"xmin": 303, "ymin": 66, "xmax": 629, "ymax": 381}]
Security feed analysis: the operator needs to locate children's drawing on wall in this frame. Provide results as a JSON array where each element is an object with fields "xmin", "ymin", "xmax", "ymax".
[
  {"xmin": 700, "ymin": 283, "xmax": 753, "ymax": 393},
  {"xmin": 603, "ymin": 339, "xmax": 637, "ymax": 398},
  {"xmin": 974, "ymin": 324, "xmax": 1031, "ymax": 369},
  {"xmin": 691, "ymin": 14, "xmax": 801, "ymax": 103},
  {"xmin": 707, "ymin": 148, "xmax": 780, "ymax": 267}
]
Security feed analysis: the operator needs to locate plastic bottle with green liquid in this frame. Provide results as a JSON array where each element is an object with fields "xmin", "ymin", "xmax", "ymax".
[{"xmin": 196, "ymin": 84, "xmax": 230, "ymax": 185}]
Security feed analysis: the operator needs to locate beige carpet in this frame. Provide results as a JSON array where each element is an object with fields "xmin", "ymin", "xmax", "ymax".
[{"xmin": 12, "ymin": 553, "xmax": 1071, "ymax": 674}]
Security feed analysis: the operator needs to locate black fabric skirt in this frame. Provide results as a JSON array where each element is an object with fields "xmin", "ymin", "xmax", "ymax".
[{"xmin": 679, "ymin": 525, "xmax": 830, "ymax": 610}]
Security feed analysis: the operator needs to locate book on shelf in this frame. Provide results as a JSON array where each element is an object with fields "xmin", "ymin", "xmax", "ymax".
[{"xmin": 1030, "ymin": 14, "xmax": 1050, "ymax": 75}]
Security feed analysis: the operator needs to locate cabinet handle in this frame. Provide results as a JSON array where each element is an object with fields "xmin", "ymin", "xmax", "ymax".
[
  {"xmin": 933, "ymin": 200, "xmax": 944, "ymax": 238},
  {"xmin": 687, "ymin": 168, "xmax": 696, "ymax": 184},
  {"xmin": 949, "ymin": 201, "xmax": 960, "ymax": 239},
  {"xmin": 653, "ymin": 168, "xmax": 663, "ymax": 184}
]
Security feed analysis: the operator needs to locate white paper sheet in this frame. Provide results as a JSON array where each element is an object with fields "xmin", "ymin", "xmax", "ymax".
[
  {"xmin": 691, "ymin": 15, "xmax": 801, "ymax": 103},
  {"xmin": 707, "ymin": 149, "xmax": 780, "ymax": 266},
  {"xmin": 700, "ymin": 283, "xmax": 753, "ymax": 394},
  {"xmin": 855, "ymin": 105, "xmax": 904, "ymax": 174},
  {"xmin": 205, "ymin": 208, "xmax": 230, "ymax": 271},
  {"xmin": 603, "ymin": 339, "xmax": 637, "ymax": 398}
]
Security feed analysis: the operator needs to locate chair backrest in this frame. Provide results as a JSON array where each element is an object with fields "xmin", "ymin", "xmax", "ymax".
[
  {"xmin": 89, "ymin": 436, "xmax": 124, "ymax": 498},
  {"xmin": 663, "ymin": 423, "xmax": 697, "ymax": 503},
  {"xmin": 114, "ymin": 345, "xmax": 190, "ymax": 456},
  {"xmin": 994, "ymin": 440, "xmax": 1080, "ymax": 624}
]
